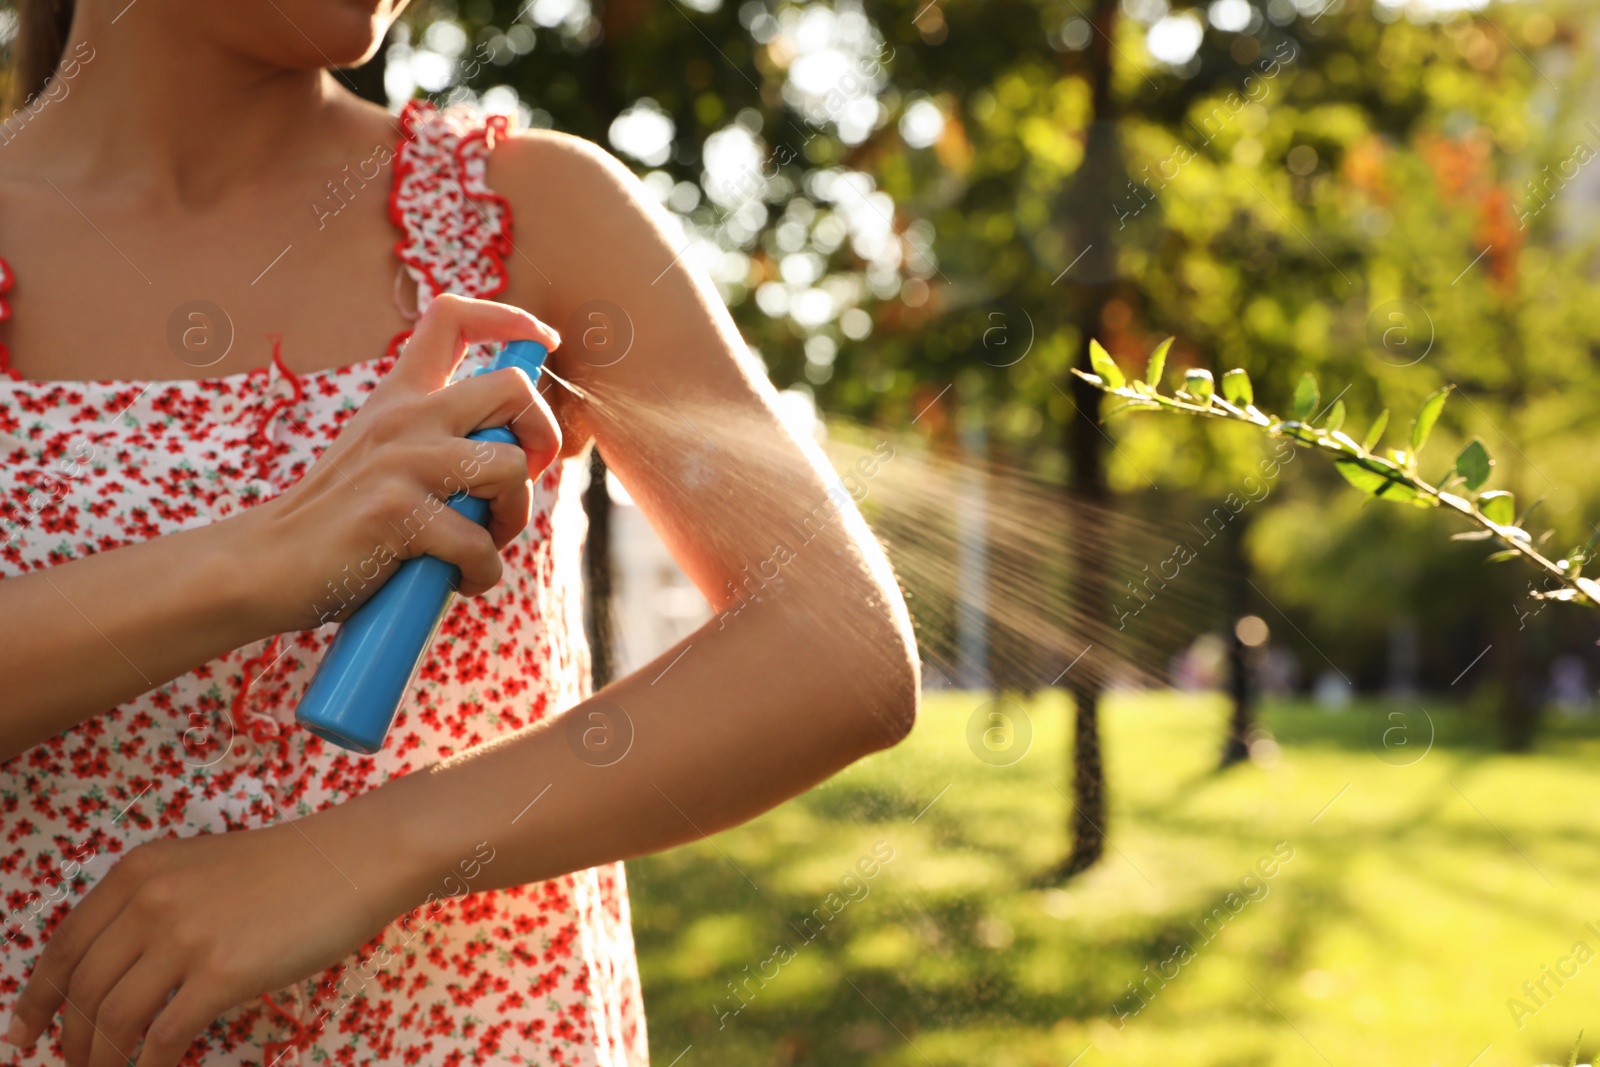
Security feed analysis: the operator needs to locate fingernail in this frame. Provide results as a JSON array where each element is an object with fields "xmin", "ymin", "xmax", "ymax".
[{"xmin": 3, "ymin": 1015, "xmax": 23, "ymax": 1045}]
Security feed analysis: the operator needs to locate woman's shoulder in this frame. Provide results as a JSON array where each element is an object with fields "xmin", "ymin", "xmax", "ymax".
[
  {"xmin": 480, "ymin": 114, "xmax": 673, "ymax": 310},
  {"xmin": 489, "ymin": 121, "xmax": 646, "ymax": 220}
]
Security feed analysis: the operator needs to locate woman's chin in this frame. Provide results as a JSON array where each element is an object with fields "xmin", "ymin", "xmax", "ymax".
[{"xmin": 204, "ymin": 2, "xmax": 400, "ymax": 72}]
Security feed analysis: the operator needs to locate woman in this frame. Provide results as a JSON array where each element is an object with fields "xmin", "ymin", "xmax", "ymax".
[{"xmin": 0, "ymin": 1, "xmax": 919, "ymax": 1064}]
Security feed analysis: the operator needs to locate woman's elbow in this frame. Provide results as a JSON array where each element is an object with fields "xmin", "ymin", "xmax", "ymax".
[
  {"xmin": 823, "ymin": 604, "xmax": 921, "ymax": 757},
  {"xmin": 871, "ymin": 625, "xmax": 921, "ymax": 751}
]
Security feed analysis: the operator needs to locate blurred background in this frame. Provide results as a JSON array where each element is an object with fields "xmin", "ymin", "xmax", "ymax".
[{"xmin": 13, "ymin": 0, "xmax": 1600, "ymax": 1062}]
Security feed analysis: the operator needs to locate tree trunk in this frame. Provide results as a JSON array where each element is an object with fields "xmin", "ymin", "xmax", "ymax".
[
  {"xmin": 1057, "ymin": 0, "xmax": 1122, "ymax": 880},
  {"xmin": 1220, "ymin": 520, "xmax": 1254, "ymax": 767},
  {"xmin": 583, "ymin": 448, "xmax": 618, "ymax": 690},
  {"xmin": 578, "ymin": 22, "xmax": 626, "ymax": 693},
  {"xmin": 1220, "ymin": 625, "xmax": 1255, "ymax": 766},
  {"xmin": 1493, "ymin": 614, "xmax": 1537, "ymax": 751}
]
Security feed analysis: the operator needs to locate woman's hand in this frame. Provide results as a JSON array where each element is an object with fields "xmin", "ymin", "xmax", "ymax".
[
  {"xmin": 4, "ymin": 815, "xmax": 411, "ymax": 1067},
  {"xmin": 244, "ymin": 293, "xmax": 564, "ymax": 632}
]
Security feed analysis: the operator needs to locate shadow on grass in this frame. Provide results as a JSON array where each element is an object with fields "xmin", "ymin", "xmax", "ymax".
[{"xmin": 628, "ymin": 695, "xmax": 1600, "ymax": 1066}]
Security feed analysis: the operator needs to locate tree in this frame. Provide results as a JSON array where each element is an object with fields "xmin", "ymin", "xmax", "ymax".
[{"xmin": 1054, "ymin": 0, "xmax": 1121, "ymax": 880}]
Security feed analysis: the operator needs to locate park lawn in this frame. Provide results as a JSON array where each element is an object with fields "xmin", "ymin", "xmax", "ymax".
[{"xmin": 625, "ymin": 690, "xmax": 1600, "ymax": 1067}]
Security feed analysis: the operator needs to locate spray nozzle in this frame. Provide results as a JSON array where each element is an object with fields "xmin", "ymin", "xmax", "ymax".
[{"xmin": 492, "ymin": 339, "xmax": 549, "ymax": 381}]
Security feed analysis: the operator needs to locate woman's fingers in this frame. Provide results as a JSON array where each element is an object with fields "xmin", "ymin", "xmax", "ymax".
[
  {"xmin": 391, "ymin": 293, "xmax": 560, "ymax": 392},
  {"xmin": 443, "ymin": 439, "xmax": 533, "ymax": 550},
  {"xmin": 9, "ymin": 855, "xmax": 145, "ymax": 1049},
  {"xmin": 435, "ymin": 366, "xmax": 539, "ymax": 433},
  {"xmin": 410, "ymin": 508, "xmax": 503, "ymax": 598},
  {"xmin": 58, "ymin": 924, "xmax": 144, "ymax": 1066},
  {"xmin": 8, "ymin": 958, "xmax": 66, "ymax": 1047},
  {"xmin": 377, "ymin": 308, "xmax": 563, "ymax": 572},
  {"xmin": 387, "ymin": 439, "xmax": 530, "ymax": 555},
  {"xmin": 505, "ymin": 381, "xmax": 563, "ymax": 477},
  {"xmin": 434, "ymin": 368, "xmax": 564, "ymax": 476},
  {"xmin": 86, "ymin": 956, "xmax": 181, "ymax": 1067},
  {"xmin": 133, "ymin": 981, "xmax": 225, "ymax": 1067}
]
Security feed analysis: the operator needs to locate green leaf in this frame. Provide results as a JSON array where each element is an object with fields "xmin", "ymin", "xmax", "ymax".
[
  {"xmin": 1454, "ymin": 438, "xmax": 1492, "ymax": 491},
  {"xmin": 1363, "ymin": 409, "xmax": 1390, "ymax": 452},
  {"xmin": 1411, "ymin": 386, "xmax": 1451, "ymax": 453},
  {"xmin": 1485, "ymin": 549, "xmax": 1521, "ymax": 563},
  {"xmin": 1333, "ymin": 458, "xmax": 1421, "ymax": 502},
  {"xmin": 1089, "ymin": 339, "xmax": 1124, "ymax": 389},
  {"xmin": 1221, "ymin": 368, "xmax": 1253, "ymax": 406},
  {"xmin": 1326, "ymin": 399, "xmax": 1345, "ymax": 433},
  {"xmin": 1291, "ymin": 373, "xmax": 1320, "ymax": 421},
  {"xmin": 1185, "ymin": 368, "xmax": 1215, "ymax": 402},
  {"xmin": 1479, "ymin": 490, "xmax": 1516, "ymax": 526},
  {"xmin": 1104, "ymin": 399, "xmax": 1162, "ymax": 417},
  {"xmin": 1145, "ymin": 337, "xmax": 1173, "ymax": 388}
]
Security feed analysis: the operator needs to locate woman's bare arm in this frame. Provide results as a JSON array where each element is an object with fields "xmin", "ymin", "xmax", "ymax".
[
  {"xmin": 356, "ymin": 131, "xmax": 922, "ymax": 888},
  {"xmin": 0, "ymin": 512, "xmax": 275, "ymax": 758}
]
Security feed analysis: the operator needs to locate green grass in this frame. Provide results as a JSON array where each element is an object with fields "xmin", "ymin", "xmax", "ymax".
[{"xmin": 626, "ymin": 691, "xmax": 1600, "ymax": 1067}]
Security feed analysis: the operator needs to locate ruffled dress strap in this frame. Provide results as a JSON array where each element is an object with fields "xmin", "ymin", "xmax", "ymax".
[{"xmin": 388, "ymin": 99, "xmax": 515, "ymax": 316}]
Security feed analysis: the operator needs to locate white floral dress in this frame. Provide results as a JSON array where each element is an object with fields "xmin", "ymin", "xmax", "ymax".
[{"xmin": 0, "ymin": 102, "xmax": 648, "ymax": 1066}]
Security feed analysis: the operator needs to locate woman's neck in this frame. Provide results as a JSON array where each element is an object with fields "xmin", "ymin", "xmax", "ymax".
[{"xmin": 4, "ymin": 4, "xmax": 355, "ymax": 208}]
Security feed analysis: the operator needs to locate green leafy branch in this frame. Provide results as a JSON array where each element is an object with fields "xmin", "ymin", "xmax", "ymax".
[{"xmin": 1074, "ymin": 338, "xmax": 1600, "ymax": 610}]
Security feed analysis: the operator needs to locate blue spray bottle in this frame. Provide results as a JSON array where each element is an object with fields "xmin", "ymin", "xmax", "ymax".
[{"xmin": 294, "ymin": 339, "xmax": 549, "ymax": 753}]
